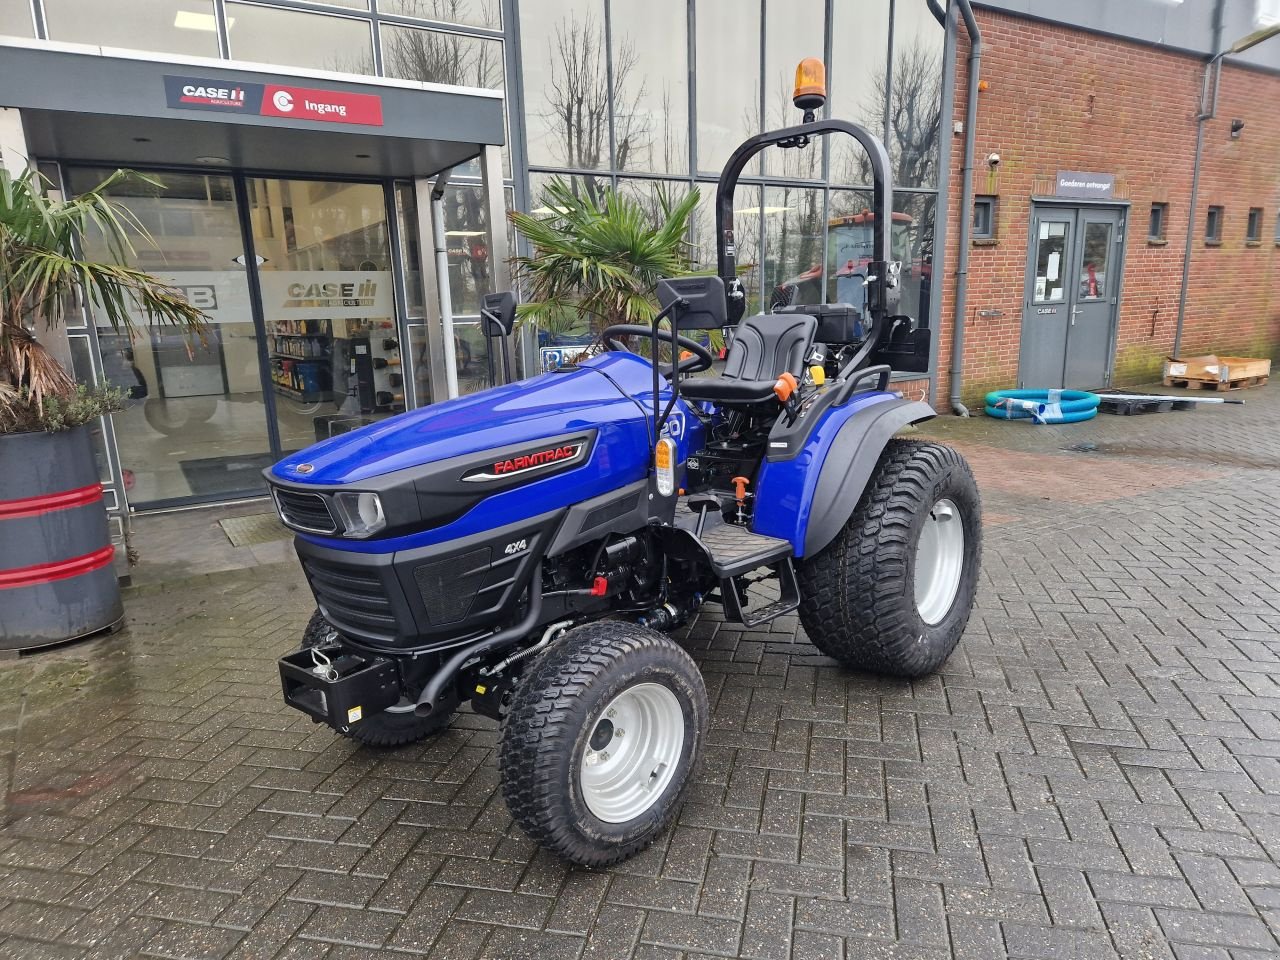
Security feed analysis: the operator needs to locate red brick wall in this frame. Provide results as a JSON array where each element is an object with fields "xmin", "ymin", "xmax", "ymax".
[{"xmin": 935, "ymin": 9, "xmax": 1280, "ymax": 409}]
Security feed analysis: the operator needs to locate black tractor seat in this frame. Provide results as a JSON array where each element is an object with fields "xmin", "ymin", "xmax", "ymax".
[{"xmin": 681, "ymin": 312, "xmax": 817, "ymax": 405}]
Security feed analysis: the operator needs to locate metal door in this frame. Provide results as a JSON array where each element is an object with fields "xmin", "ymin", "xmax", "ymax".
[
  {"xmin": 1018, "ymin": 209, "xmax": 1074, "ymax": 389},
  {"xmin": 1063, "ymin": 208, "xmax": 1123, "ymax": 388},
  {"xmin": 1019, "ymin": 205, "xmax": 1125, "ymax": 389}
]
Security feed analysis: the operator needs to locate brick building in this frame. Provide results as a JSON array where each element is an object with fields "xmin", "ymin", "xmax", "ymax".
[{"xmin": 935, "ymin": 1, "xmax": 1280, "ymax": 409}]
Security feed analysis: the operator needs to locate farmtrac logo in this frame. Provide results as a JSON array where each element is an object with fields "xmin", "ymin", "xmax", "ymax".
[{"xmin": 462, "ymin": 440, "xmax": 587, "ymax": 483}]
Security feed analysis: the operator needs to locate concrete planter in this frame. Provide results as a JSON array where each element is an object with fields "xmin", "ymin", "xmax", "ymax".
[{"xmin": 0, "ymin": 426, "xmax": 123, "ymax": 652}]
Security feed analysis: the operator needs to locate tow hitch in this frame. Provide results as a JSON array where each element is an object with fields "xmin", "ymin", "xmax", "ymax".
[{"xmin": 278, "ymin": 645, "xmax": 401, "ymax": 729}]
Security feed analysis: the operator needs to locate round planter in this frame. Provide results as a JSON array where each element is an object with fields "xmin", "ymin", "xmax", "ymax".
[{"xmin": 0, "ymin": 426, "xmax": 123, "ymax": 652}]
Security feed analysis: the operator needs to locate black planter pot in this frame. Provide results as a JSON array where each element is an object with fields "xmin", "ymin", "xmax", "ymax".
[{"xmin": 0, "ymin": 426, "xmax": 123, "ymax": 652}]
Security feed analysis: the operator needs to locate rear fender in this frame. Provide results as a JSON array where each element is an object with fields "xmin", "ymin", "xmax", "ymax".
[{"xmin": 752, "ymin": 395, "xmax": 935, "ymax": 557}]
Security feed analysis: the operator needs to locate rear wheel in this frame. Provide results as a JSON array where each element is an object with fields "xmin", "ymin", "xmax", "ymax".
[
  {"xmin": 301, "ymin": 609, "xmax": 452, "ymax": 747},
  {"xmin": 797, "ymin": 439, "xmax": 981, "ymax": 677},
  {"xmin": 499, "ymin": 621, "xmax": 708, "ymax": 867}
]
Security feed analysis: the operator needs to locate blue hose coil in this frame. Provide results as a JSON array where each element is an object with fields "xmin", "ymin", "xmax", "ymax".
[{"xmin": 984, "ymin": 388, "xmax": 1100, "ymax": 423}]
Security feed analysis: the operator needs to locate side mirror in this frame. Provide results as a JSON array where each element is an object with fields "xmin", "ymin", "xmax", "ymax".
[
  {"xmin": 656, "ymin": 276, "xmax": 728, "ymax": 330},
  {"xmin": 480, "ymin": 291, "xmax": 516, "ymax": 338}
]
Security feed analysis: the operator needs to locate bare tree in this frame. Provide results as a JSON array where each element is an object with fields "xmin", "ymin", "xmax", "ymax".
[
  {"xmin": 337, "ymin": 1, "xmax": 504, "ymax": 89},
  {"xmin": 542, "ymin": 13, "xmax": 652, "ymax": 173}
]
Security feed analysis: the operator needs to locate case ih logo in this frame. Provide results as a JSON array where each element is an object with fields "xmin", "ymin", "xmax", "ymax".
[
  {"xmin": 462, "ymin": 441, "xmax": 587, "ymax": 483},
  {"xmin": 164, "ymin": 75, "xmax": 383, "ymax": 126}
]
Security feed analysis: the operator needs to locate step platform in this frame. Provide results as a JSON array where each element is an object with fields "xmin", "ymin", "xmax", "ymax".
[{"xmin": 677, "ymin": 497, "xmax": 800, "ymax": 627}]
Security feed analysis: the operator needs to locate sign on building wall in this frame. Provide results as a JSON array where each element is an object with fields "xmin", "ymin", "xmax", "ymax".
[
  {"xmin": 164, "ymin": 75, "xmax": 383, "ymax": 126},
  {"xmin": 1055, "ymin": 171, "xmax": 1115, "ymax": 200}
]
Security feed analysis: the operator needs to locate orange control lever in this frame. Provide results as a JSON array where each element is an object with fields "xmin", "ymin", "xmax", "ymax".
[
  {"xmin": 773, "ymin": 371, "xmax": 798, "ymax": 403},
  {"xmin": 731, "ymin": 476, "xmax": 750, "ymax": 503}
]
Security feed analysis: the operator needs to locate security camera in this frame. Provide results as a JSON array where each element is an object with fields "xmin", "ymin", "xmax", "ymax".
[{"xmin": 987, "ymin": 152, "xmax": 1001, "ymax": 167}]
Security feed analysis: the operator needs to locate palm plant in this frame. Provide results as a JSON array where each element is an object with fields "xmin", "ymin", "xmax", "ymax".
[
  {"xmin": 509, "ymin": 178, "xmax": 700, "ymax": 338},
  {"xmin": 0, "ymin": 168, "xmax": 207, "ymax": 432}
]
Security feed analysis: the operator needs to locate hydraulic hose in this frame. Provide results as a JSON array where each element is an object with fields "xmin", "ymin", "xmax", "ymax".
[
  {"xmin": 948, "ymin": 0, "xmax": 982, "ymax": 417},
  {"xmin": 414, "ymin": 561, "xmax": 544, "ymax": 717}
]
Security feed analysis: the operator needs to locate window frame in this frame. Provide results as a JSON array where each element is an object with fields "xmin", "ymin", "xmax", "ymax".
[
  {"xmin": 1246, "ymin": 207, "xmax": 1263, "ymax": 244},
  {"xmin": 1205, "ymin": 205, "xmax": 1224, "ymax": 245},
  {"xmin": 972, "ymin": 195, "xmax": 996, "ymax": 240},
  {"xmin": 1148, "ymin": 202, "xmax": 1167, "ymax": 243}
]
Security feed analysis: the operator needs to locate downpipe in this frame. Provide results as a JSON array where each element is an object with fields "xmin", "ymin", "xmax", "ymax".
[
  {"xmin": 414, "ymin": 562, "xmax": 544, "ymax": 716},
  {"xmin": 946, "ymin": 0, "xmax": 982, "ymax": 417}
]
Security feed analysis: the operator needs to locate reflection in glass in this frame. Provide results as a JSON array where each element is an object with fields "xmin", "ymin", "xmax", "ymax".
[
  {"xmin": 696, "ymin": 0, "xmax": 761, "ymax": 175},
  {"xmin": 611, "ymin": 0, "xmax": 688, "ymax": 174},
  {"xmin": 381, "ymin": 0, "xmax": 499, "ymax": 26},
  {"xmin": 395, "ymin": 183, "xmax": 426, "ymax": 319},
  {"xmin": 44, "ymin": 0, "xmax": 219, "ymax": 56},
  {"xmin": 828, "ymin": 0, "xmax": 890, "ymax": 185},
  {"xmin": 0, "ymin": 0, "xmax": 34, "ymax": 37},
  {"xmin": 825, "ymin": 189, "xmax": 934, "ymax": 327},
  {"xmin": 248, "ymin": 179, "xmax": 400, "ymax": 453},
  {"xmin": 520, "ymin": 1, "xmax": 610, "ymax": 169},
  {"xmin": 693, "ymin": 185, "xmax": 762, "ymax": 317},
  {"xmin": 405, "ymin": 323, "xmax": 432, "ymax": 408},
  {"xmin": 763, "ymin": 186, "xmax": 825, "ymax": 309},
  {"xmin": 887, "ymin": 2, "xmax": 945, "ymax": 188},
  {"xmin": 69, "ymin": 168, "xmax": 269, "ymax": 506},
  {"xmin": 1079, "ymin": 222, "xmax": 1111, "ymax": 299},
  {"xmin": 762, "ymin": 0, "xmax": 824, "ymax": 177},
  {"xmin": 227, "ymin": 4, "xmax": 374, "ymax": 73},
  {"xmin": 381, "ymin": 24, "xmax": 505, "ymax": 88}
]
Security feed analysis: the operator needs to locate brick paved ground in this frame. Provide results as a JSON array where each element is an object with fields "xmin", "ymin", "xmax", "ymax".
[{"xmin": 2, "ymin": 383, "xmax": 1279, "ymax": 959}]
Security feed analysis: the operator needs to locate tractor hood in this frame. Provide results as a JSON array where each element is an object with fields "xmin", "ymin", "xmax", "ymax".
[{"xmin": 271, "ymin": 351, "xmax": 662, "ymax": 486}]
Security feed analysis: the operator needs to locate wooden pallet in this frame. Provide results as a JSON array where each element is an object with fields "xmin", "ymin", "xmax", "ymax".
[{"xmin": 1162, "ymin": 374, "xmax": 1269, "ymax": 392}]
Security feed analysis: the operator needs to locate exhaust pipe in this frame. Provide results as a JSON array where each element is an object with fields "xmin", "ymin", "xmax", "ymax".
[{"xmin": 414, "ymin": 562, "xmax": 544, "ymax": 716}]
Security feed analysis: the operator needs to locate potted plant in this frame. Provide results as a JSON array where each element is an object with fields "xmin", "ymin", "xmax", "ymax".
[
  {"xmin": 0, "ymin": 168, "xmax": 206, "ymax": 651},
  {"xmin": 509, "ymin": 177, "xmax": 702, "ymax": 365}
]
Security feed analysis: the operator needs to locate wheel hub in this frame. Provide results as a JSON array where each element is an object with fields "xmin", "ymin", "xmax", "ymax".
[
  {"xmin": 579, "ymin": 682, "xmax": 684, "ymax": 823},
  {"xmin": 913, "ymin": 498, "xmax": 965, "ymax": 626}
]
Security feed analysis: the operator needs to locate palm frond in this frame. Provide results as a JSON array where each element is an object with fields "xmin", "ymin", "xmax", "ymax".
[{"xmin": 509, "ymin": 177, "xmax": 700, "ymax": 335}]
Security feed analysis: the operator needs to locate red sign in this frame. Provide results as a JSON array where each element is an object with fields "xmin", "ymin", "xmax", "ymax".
[{"xmin": 259, "ymin": 84, "xmax": 383, "ymax": 126}]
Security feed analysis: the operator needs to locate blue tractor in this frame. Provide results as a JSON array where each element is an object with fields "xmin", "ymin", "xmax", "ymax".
[{"xmin": 267, "ymin": 62, "xmax": 981, "ymax": 867}]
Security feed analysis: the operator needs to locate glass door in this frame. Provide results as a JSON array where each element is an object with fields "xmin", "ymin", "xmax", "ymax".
[
  {"xmin": 245, "ymin": 178, "xmax": 403, "ymax": 452},
  {"xmin": 70, "ymin": 168, "xmax": 274, "ymax": 506}
]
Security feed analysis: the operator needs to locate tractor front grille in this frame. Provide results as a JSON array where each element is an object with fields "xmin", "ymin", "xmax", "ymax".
[
  {"xmin": 274, "ymin": 489, "xmax": 337, "ymax": 535},
  {"xmin": 302, "ymin": 555, "xmax": 399, "ymax": 640},
  {"xmin": 413, "ymin": 547, "xmax": 492, "ymax": 625}
]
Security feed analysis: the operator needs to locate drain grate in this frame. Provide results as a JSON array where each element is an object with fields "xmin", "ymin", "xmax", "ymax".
[{"xmin": 219, "ymin": 513, "xmax": 291, "ymax": 547}]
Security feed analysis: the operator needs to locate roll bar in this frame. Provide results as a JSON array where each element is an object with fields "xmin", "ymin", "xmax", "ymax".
[{"xmin": 714, "ymin": 119, "xmax": 900, "ymax": 326}]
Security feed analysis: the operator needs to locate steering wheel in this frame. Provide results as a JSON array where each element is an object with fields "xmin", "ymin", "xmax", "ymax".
[{"xmin": 601, "ymin": 323, "xmax": 715, "ymax": 375}]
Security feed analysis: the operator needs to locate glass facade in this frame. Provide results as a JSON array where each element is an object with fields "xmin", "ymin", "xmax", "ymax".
[{"xmin": 516, "ymin": 0, "xmax": 945, "ymax": 334}]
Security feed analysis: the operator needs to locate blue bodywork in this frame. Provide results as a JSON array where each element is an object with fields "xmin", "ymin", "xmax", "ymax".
[
  {"xmin": 271, "ymin": 352, "xmax": 704, "ymax": 555},
  {"xmin": 752, "ymin": 391, "xmax": 900, "ymax": 557}
]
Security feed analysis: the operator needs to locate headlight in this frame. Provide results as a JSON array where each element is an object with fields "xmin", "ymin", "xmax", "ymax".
[{"xmin": 333, "ymin": 491, "xmax": 386, "ymax": 538}]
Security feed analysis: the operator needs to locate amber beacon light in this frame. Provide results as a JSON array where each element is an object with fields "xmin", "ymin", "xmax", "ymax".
[{"xmin": 792, "ymin": 58, "xmax": 827, "ymax": 112}]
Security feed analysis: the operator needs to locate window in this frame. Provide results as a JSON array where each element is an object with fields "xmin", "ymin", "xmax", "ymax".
[
  {"xmin": 972, "ymin": 196, "xmax": 996, "ymax": 239},
  {"xmin": 0, "ymin": 0, "xmax": 34, "ymax": 37},
  {"xmin": 380, "ymin": 0, "xmax": 501, "ymax": 29},
  {"xmin": 1148, "ymin": 202, "xmax": 1167, "ymax": 241},
  {"xmin": 1205, "ymin": 205, "xmax": 1223, "ymax": 244},
  {"xmin": 1246, "ymin": 207, "xmax": 1262, "ymax": 243},
  {"xmin": 762, "ymin": 0, "xmax": 824, "ymax": 178},
  {"xmin": 227, "ymin": 4, "xmax": 374, "ymax": 73},
  {"xmin": 519, "ymin": 1, "xmax": 607, "ymax": 170},
  {"xmin": 44, "ymin": 0, "xmax": 219, "ymax": 56},
  {"xmin": 380, "ymin": 24, "xmax": 504, "ymax": 88},
  {"xmin": 696, "ymin": 0, "xmax": 761, "ymax": 174},
  {"xmin": 611, "ymin": 0, "xmax": 688, "ymax": 174},
  {"xmin": 1275, "ymin": 211, "xmax": 1280, "ymax": 244}
]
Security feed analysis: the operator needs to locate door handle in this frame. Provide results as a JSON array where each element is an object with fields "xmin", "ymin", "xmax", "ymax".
[{"xmin": 1070, "ymin": 306, "xmax": 1081, "ymax": 325}]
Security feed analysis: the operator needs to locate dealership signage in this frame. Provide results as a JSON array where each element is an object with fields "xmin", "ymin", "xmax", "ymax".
[
  {"xmin": 164, "ymin": 75, "xmax": 383, "ymax": 126},
  {"xmin": 1055, "ymin": 171, "xmax": 1115, "ymax": 199},
  {"xmin": 124, "ymin": 270, "xmax": 393, "ymax": 324}
]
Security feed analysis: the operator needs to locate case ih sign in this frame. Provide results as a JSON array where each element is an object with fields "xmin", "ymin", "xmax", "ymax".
[{"xmin": 164, "ymin": 75, "xmax": 383, "ymax": 126}]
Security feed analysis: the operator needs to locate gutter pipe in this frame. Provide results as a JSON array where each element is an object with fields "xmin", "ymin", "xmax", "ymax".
[{"xmin": 941, "ymin": 0, "xmax": 981, "ymax": 417}]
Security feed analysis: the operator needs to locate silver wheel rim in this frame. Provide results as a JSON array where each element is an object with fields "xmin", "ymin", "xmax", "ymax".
[
  {"xmin": 579, "ymin": 682, "xmax": 685, "ymax": 823},
  {"xmin": 914, "ymin": 498, "xmax": 965, "ymax": 626}
]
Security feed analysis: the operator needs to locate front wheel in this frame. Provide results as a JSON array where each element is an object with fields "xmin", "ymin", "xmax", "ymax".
[
  {"xmin": 499, "ymin": 621, "xmax": 708, "ymax": 867},
  {"xmin": 797, "ymin": 439, "xmax": 981, "ymax": 678}
]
